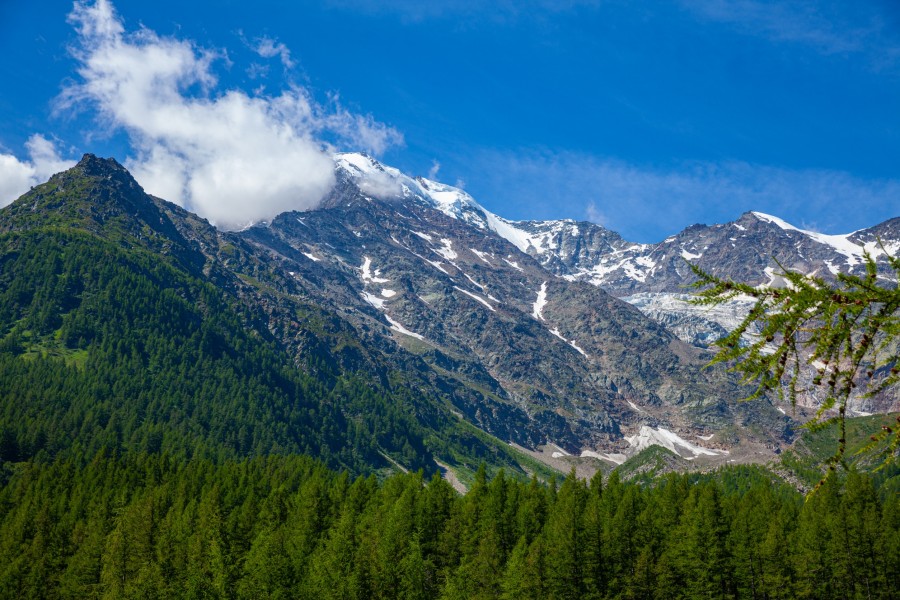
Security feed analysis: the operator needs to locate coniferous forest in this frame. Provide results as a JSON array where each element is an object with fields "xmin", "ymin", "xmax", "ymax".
[{"xmin": 0, "ymin": 454, "xmax": 897, "ymax": 599}]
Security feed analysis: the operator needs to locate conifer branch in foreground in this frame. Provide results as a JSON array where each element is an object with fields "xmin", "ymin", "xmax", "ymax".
[{"xmin": 688, "ymin": 246, "xmax": 900, "ymax": 477}]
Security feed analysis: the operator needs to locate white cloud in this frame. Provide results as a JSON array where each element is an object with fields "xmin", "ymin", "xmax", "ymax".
[
  {"xmin": 584, "ymin": 201, "xmax": 607, "ymax": 227},
  {"xmin": 427, "ymin": 160, "xmax": 441, "ymax": 180},
  {"xmin": 471, "ymin": 149, "xmax": 900, "ymax": 242},
  {"xmin": 254, "ymin": 36, "xmax": 295, "ymax": 69},
  {"xmin": 355, "ymin": 171, "xmax": 405, "ymax": 199},
  {"xmin": 58, "ymin": 0, "xmax": 403, "ymax": 230},
  {"xmin": 0, "ymin": 136, "xmax": 76, "ymax": 207},
  {"xmin": 681, "ymin": 0, "xmax": 900, "ymax": 64}
]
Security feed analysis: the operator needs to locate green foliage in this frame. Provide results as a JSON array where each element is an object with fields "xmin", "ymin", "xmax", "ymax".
[
  {"xmin": 3, "ymin": 156, "xmax": 896, "ymax": 598},
  {"xmin": 779, "ymin": 413, "xmax": 900, "ymax": 492},
  {"xmin": 0, "ymin": 455, "xmax": 895, "ymax": 599},
  {"xmin": 690, "ymin": 250, "xmax": 900, "ymax": 474},
  {"xmin": 0, "ymin": 228, "xmax": 387, "ymax": 470}
]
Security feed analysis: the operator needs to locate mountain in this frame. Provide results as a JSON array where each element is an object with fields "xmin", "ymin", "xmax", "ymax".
[
  {"xmin": 0, "ymin": 154, "xmax": 573, "ymax": 480},
  {"xmin": 234, "ymin": 153, "xmax": 798, "ymax": 465},
  {"xmin": 1, "ymin": 155, "xmax": 896, "ymax": 600},
  {"xmin": 0, "ymin": 154, "xmax": 799, "ymax": 479},
  {"xmin": 5, "ymin": 151, "xmax": 894, "ymax": 478},
  {"xmin": 471, "ymin": 199, "xmax": 900, "ymax": 415}
]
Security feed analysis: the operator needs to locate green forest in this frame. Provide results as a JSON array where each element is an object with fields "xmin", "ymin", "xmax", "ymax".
[{"xmin": 0, "ymin": 453, "xmax": 897, "ymax": 599}]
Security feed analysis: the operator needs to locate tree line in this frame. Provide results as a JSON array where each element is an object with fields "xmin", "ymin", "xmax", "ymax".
[{"xmin": 0, "ymin": 452, "xmax": 896, "ymax": 599}]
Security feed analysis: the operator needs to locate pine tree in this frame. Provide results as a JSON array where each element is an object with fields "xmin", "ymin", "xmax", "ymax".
[
  {"xmin": 690, "ymin": 251, "xmax": 900, "ymax": 470},
  {"xmin": 544, "ymin": 469, "xmax": 587, "ymax": 600}
]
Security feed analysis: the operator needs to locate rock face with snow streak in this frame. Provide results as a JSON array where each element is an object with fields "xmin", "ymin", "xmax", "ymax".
[
  {"xmin": 489, "ymin": 210, "xmax": 900, "ymax": 294},
  {"xmin": 488, "ymin": 211, "xmax": 899, "ymax": 415},
  {"xmin": 233, "ymin": 152, "xmax": 896, "ymax": 461},
  {"xmin": 446, "ymin": 193, "xmax": 898, "ymax": 416},
  {"xmin": 234, "ymin": 153, "xmax": 797, "ymax": 456}
]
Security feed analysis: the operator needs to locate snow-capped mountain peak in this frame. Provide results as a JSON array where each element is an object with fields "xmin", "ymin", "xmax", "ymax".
[
  {"xmin": 334, "ymin": 152, "xmax": 590, "ymax": 255},
  {"xmin": 749, "ymin": 211, "xmax": 899, "ymax": 264}
]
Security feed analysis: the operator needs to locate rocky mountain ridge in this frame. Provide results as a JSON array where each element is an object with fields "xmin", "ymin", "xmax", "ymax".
[
  {"xmin": 3, "ymin": 153, "xmax": 894, "ymax": 477},
  {"xmin": 319, "ymin": 153, "xmax": 899, "ymax": 418},
  {"xmin": 224, "ymin": 153, "xmax": 806, "ymax": 467}
]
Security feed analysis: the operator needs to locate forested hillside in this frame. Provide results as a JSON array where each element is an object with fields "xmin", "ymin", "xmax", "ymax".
[
  {"xmin": 0, "ymin": 155, "xmax": 541, "ymax": 479},
  {"xmin": 0, "ymin": 454, "xmax": 896, "ymax": 599}
]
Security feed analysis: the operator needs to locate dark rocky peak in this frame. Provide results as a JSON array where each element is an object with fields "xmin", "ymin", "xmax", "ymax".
[
  {"xmin": 1, "ymin": 155, "xmax": 207, "ymax": 274},
  {"xmin": 681, "ymin": 222, "xmax": 708, "ymax": 233},
  {"xmin": 13, "ymin": 153, "xmax": 154, "ymax": 220},
  {"xmin": 73, "ymin": 153, "xmax": 131, "ymax": 179}
]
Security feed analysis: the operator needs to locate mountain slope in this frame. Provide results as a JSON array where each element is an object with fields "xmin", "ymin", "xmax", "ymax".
[
  {"xmin": 1, "ymin": 153, "xmax": 834, "ymax": 476},
  {"xmin": 457, "ymin": 197, "xmax": 899, "ymax": 414},
  {"xmin": 0, "ymin": 155, "xmax": 548, "ymax": 477},
  {"xmin": 235, "ymin": 153, "xmax": 791, "ymax": 464}
]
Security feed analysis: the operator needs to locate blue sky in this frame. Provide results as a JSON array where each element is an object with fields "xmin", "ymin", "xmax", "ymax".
[{"xmin": 0, "ymin": 0, "xmax": 898, "ymax": 239}]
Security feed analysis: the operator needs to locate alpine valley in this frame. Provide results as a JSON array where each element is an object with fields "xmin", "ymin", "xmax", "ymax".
[{"xmin": 1, "ymin": 153, "xmax": 897, "ymax": 483}]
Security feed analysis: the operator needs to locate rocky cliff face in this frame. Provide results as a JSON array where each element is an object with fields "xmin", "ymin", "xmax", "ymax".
[
  {"xmin": 225, "ymin": 153, "xmax": 796, "ymax": 463},
  {"xmin": 462, "ymin": 188, "xmax": 899, "ymax": 415}
]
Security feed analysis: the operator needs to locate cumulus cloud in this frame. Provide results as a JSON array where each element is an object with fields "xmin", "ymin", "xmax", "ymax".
[
  {"xmin": 472, "ymin": 149, "xmax": 900, "ymax": 243},
  {"xmin": 0, "ymin": 135, "xmax": 76, "ymax": 207},
  {"xmin": 60, "ymin": 0, "xmax": 403, "ymax": 229}
]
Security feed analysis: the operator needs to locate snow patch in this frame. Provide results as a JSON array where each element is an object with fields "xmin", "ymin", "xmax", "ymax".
[
  {"xmin": 463, "ymin": 272, "xmax": 485, "ymax": 291},
  {"xmin": 412, "ymin": 230, "xmax": 433, "ymax": 242},
  {"xmin": 580, "ymin": 450, "xmax": 627, "ymax": 465},
  {"xmin": 625, "ymin": 426, "xmax": 727, "ymax": 457},
  {"xmin": 426, "ymin": 259, "xmax": 450, "ymax": 275},
  {"xmin": 454, "ymin": 286, "xmax": 496, "ymax": 311},
  {"xmin": 550, "ymin": 443, "xmax": 571, "ymax": 459},
  {"xmin": 360, "ymin": 256, "xmax": 390, "ymax": 283},
  {"xmin": 483, "ymin": 213, "xmax": 539, "ymax": 253},
  {"xmin": 470, "ymin": 248, "xmax": 494, "ymax": 265},
  {"xmin": 302, "ymin": 252, "xmax": 321, "ymax": 262},
  {"xmin": 434, "ymin": 238, "xmax": 458, "ymax": 261},
  {"xmin": 568, "ymin": 340, "xmax": 587, "ymax": 357},
  {"xmin": 761, "ymin": 266, "xmax": 788, "ymax": 289},
  {"xmin": 751, "ymin": 211, "xmax": 866, "ymax": 266},
  {"xmin": 532, "ymin": 281, "xmax": 548, "ymax": 321},
  {"xmin": 549, "ymin": 328, "xmax": 588, "ymax": 356},
  {"xmin": 627, "ymin": 400, "xmax": 647, "ymax": 414},
  {"xmin": 361, "ymin": 291, "xmax": 385, "ymax": 310},
  {"xmin": 503, "ymin": 258, "xmax": 524, "ymax": 272},
  {"xmin": 385, "ymin": 315, "xmax": 425, "ymax": 340},
  {"xmin": 381, "ymin": 289, "xmax": 397, "ymax": 298}
]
